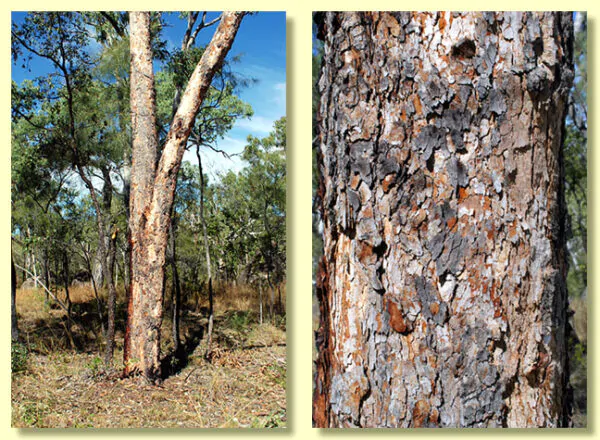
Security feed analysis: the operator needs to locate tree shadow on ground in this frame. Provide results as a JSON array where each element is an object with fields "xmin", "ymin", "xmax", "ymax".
[
  {"xmin": 160, "ymin": 318, "xmax": 205, "ymax": 379},
  {"xmin": 19, "ymin": 297, "xmax": 126, "ymax": 354}
]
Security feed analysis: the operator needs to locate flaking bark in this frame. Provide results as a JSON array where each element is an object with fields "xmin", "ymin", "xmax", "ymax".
[{"xmin": 314, "ymin": 12, "xmax": 573, "ymax": 428}]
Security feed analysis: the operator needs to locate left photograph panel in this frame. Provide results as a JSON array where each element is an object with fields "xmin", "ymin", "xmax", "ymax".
[{"xmin": 11, "ymin": 11, "xmax": 286, "ymax": 428}]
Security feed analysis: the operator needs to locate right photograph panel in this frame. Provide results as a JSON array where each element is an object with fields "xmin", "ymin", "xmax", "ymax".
[{"xmin": 312, "ymin": 12, "xmax": 587, "ymax": 428}]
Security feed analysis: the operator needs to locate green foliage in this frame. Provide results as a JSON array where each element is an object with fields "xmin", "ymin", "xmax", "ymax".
[
  {"xmin": 563, "ymin": 13, "xmax": 587, "ymax": 427},
  {"xmin": 226, "ymin": 311, "xmax": 253, "ymax": 333},
  {"xmin": 11, "ymin": 341, "xmax": 28, "ymax": 373},
  {"xmin": 86, "ymin": 356, "xmax": 104, "ymax": 376},
  {"xmin": 265, "ymin": 363, "xmax": 286, "ymax": 388},
  {"xmin": 260, "ymin": 409, "xmax": 286, "ymax": 428},
  {"xmin": 20, "ymin": 402, "xmax": 49, "ymax": 427},
  {"xmin": 173, "ymin": 117, "xmax": 286, "ymax": 290},
  {"xmin": 564, "ymin": 17, "xmax": 588, "ymax": 303}
]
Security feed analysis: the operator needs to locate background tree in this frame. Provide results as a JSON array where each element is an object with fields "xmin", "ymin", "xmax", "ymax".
[
  {"xmin": 11, "ymin": 12, "xmax": 130, "ymax": 364},
  {"xmin": 313, "ymin": 12, "xmax": 574, "ymax": 428}
]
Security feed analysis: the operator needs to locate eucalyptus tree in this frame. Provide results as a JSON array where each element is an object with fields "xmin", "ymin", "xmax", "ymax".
[
  {"xmin": 124, "ymin": 11, "xmax": 246, "ymax": 381},
  {"xmin": 241, "ymin": 117, "xmax": 287, "ymax": 316}
]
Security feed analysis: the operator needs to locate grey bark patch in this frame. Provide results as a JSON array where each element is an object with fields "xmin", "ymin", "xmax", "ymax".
[
  {"xmin": 377, "ymin": 157, "xmax": 400, "ymax": 180},
  {"xmin": 440, "ymin": 109, "xmax": 472, "ymax": 132},
  {"xmin": 414, "ymin": 125, "xmax": 446, "ymax": 162},
  {"xmin": 447, "ymin": 157, "xmax": 469, "ymax": 190},
  {"xmin": 487, "ymin": 89, "xmax": 507, "ymax": 116},
  {"xmin": 419, "ymin": 72, "xmax": 455, "ymax": 116},
  {"xmin": 526, "ymin": 65, "xmax": 552, "ymax": 100},
  {"xmin": 347, "ymin": 189, "xmax": 361, "ymax": 214},
  {"xmin": 429, "ymin": 231, "xmax": 446, "ymax": 260}
]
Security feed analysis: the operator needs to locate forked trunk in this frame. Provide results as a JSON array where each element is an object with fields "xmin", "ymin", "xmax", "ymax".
[
  {"xmin": 124, "ymin": 11, "xmax": 245, "ymax": 381},
  {"xmin": 314, "ymin": 12, "xmax": 573, "ymax": 428}
]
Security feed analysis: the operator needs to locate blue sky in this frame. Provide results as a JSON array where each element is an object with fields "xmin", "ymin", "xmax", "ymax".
[{"xmin": 11, "ymin": 11, "xmax": 286, "ymax": 181}]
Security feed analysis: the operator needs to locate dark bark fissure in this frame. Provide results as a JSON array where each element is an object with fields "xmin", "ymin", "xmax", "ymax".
[{"xmin": 314, "ymin": 11, "xmax": 573, "ymax": 428}]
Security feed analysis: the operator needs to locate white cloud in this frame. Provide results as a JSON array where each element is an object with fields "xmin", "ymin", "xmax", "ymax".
[
  {"xmin": 272, "ymin": 82, "xmax": 286, "ymax": 109},
  {"xmin": 182, "ymin": 135, "xmax": 249, "ymax": 181},
  {"xmin": 235, "ymin": 115, "xmax": 275, "ymax": 134}
]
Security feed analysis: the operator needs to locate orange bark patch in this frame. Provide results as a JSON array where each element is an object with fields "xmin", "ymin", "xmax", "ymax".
[
  {"xmin": 358, "ymin": 242, "xmax": 373, "ymax": 261},
  {"xmin": 508, "ymin": 222, "xmax": 518, "ymax": 240},
  {"xmin": 483, "ymin": 196, "xmax": 492, "ymax": 211},
  {"xmin": 412, "ymin": 400, "xmax": 431, "ymax": 427},
  {"xmin": 439, "ymin": 13, "xmax": 447, "ymax": 33},
  {"xmin": 387, "ymin": 299, "xmax": 408, "ymax": 334},
  {"xmin": 382, "ymin": 174, "xmax": 395, "ymax": 193},
  {"xmin": 458, "ymin": 186, "xmax": 468, "ymax": 202},
  {"xmin": 447, "ymin": 216, "xmax": 457, "ymax": 230},
  {"xmin": 429, "ymin": 302, "xmax": 440, "ymax": 316},
  {"xmin": 413, "ymin": 95, "xmax": 422, "ymax": 115},
  {"xmin": 350, "ymin": 173, "xmax": 361, "ymax": 190}
]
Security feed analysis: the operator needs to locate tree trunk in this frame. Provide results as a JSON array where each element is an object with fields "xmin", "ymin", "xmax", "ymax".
[
  {"xmin": 104, "ymin": 227, "xmax": 118, "ymax": 366},
  {"xmin": 43, "ymin": 247, "xmax": 50, "ymax": 303},
  {"xmin": 11, "ymin": 254, "xmax": 18, "ymax": 341},
  {"xmin": 277, "ymin": 284, "xmax": 283, "ymax": 315},
  {"xmin": 169, "ymin": 221, "xmax": 182, "ymax": 356},
  {"xmin": 124, "ymin": 11, "xmax": 245, "ymax": 381},
  {"xmin": 313, "ymin": 12, "xmax": 573, "ymax": 428},
  {"xmin": 83, "ymin": 243, "xmax": 106, "ymax": 338},
  {"xmin": 259, "ymin": 282, "xmax": 264, "ymax": 325},
  {"xmin": 62, "ymin": 250, "xmax": 71, "ymax": 323},
  {"xmin": 268, "ymin": 277, "xmax": 275, "ymax": 321},
  {"xmin": 197, "ymin": 149, "xmax": 215, "ymax": 359}
]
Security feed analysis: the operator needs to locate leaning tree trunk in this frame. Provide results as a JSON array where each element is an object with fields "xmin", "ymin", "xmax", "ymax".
[
  {"xmin": 313, "ymin": 12, "xmax": 573, "ymax": 428},
  {"xmin": 124, "ymin": 11, "xmax": 244, "ymax": 381}
]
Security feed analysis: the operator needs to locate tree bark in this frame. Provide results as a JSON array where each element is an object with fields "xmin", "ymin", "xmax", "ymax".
[
  {"xmin": 124, "ymin": 11, "xmax": 245, "ymax": 381},
  {"xmin": 313, "ymin": 12, "xmax": 573, "ymax": 428},
  {"xmin": 11, "ymin": 254, "xmax": 18, "ymax": 341}
]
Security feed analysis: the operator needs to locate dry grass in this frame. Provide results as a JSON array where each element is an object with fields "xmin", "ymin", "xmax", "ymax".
[{"xmin": 12, "ymin": 283, "xmax": 286, "ymax": 428}]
